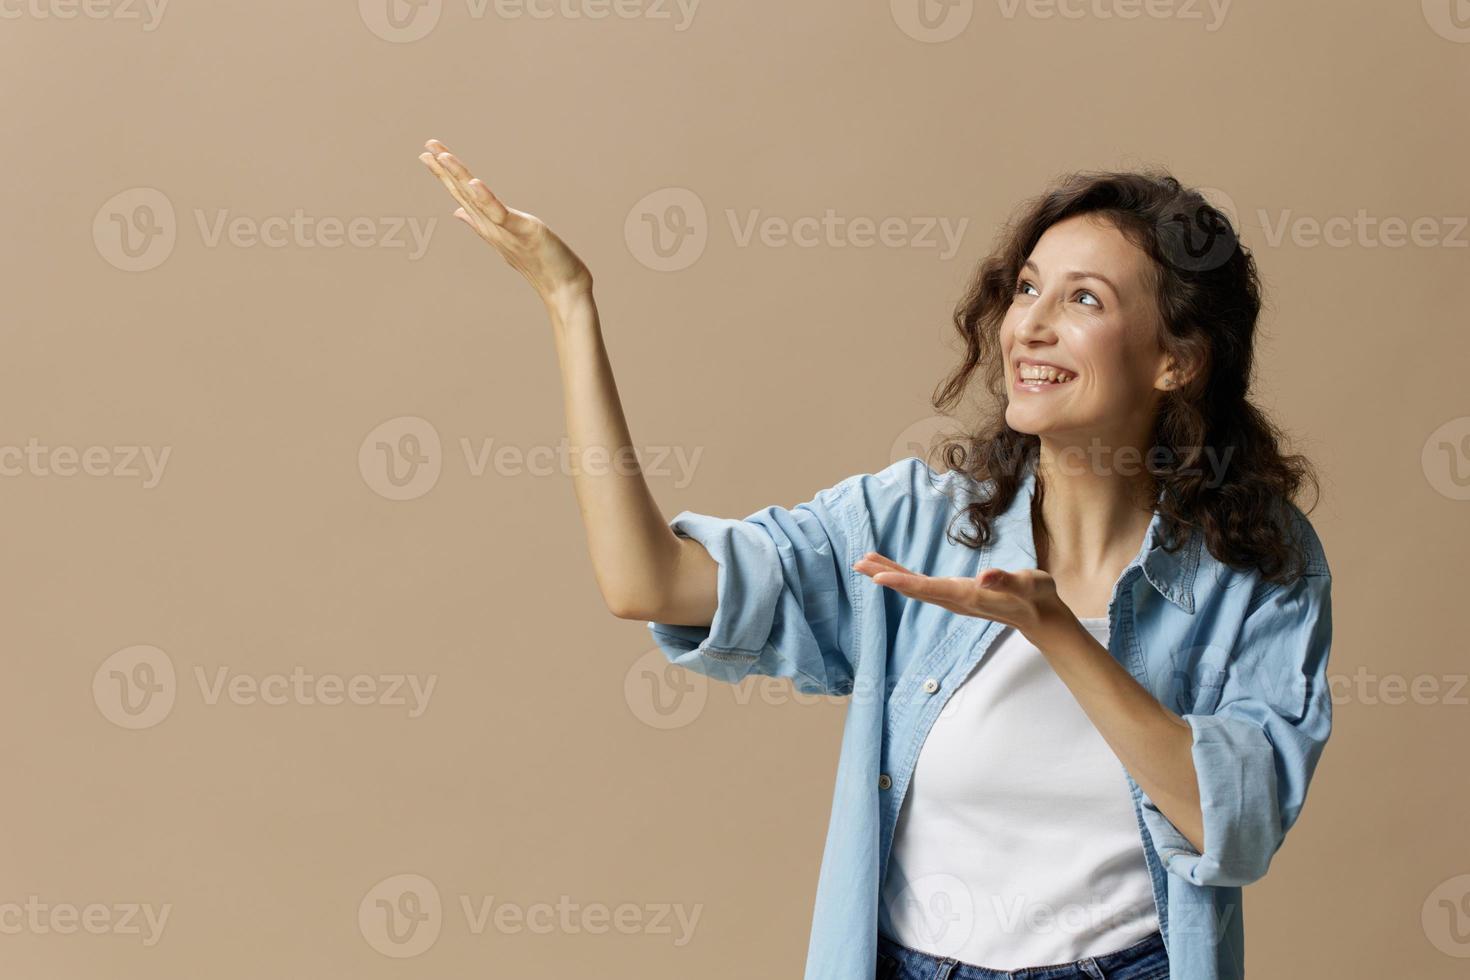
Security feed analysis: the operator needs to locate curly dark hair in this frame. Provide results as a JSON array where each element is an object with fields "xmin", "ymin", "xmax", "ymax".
[{"xmin": 929, "ymin": 168, "xmax": 1320, "ymax": 586}]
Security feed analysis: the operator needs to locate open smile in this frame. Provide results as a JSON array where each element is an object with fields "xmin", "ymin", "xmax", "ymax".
[{"xmin": 1012, "ymin": 363, "xmax": 1078, "ymax": 393}]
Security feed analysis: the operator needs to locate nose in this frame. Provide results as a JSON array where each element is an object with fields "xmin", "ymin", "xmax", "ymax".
[{"xmin": 1013, "ymin": 288, "xmax": 1060, "ymax": 347}]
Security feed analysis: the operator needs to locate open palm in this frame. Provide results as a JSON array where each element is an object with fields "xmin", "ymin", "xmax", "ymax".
[
  {"xmin": 852, "ymin": 551, "xmax": 1065, "ymax": 638},
  {"xmin": 418, "ymin": 138, "xmax": 592, "ymax": 305}
]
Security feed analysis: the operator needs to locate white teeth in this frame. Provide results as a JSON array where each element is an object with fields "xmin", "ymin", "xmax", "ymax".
[{"xmin": 1018, "ymin": 365, "xmax": 1075, "ymax": 383}]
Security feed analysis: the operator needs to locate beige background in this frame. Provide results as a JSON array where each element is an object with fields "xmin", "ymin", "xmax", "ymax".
[{"xmin": 2, "ymin": 2, "xmax": 1468, "ymax": 977}]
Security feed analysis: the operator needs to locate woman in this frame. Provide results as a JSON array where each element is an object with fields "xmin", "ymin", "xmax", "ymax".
[{"xmin": 417, "ymin": 143, "xmax": 1333, "ymax": 980}]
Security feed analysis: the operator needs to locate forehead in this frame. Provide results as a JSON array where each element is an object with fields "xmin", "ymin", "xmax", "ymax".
[{"xmin": 1027, "ymin": 213, "xmax": 1154, "ymax": 292}]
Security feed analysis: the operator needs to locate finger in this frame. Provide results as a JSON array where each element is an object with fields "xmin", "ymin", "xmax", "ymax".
[
  {"xmin": 452, "ymin": 207, "xmax": 483, "ymax": 239},
  {"xmin": 435, "ymin": 153, "xmax": 530, "ymax": 239},
  {"xmin": 466, "ymin": 178, "xmax": 511, "ymax": 225},
  {"xmin": 431, "ymin": 152, "xmax": 482, "ymax": 216},
  {"xmin": 419, "ymin": 151, "xmax": 461, "ymax": 192},
  {"xmin": 421, "ymin": 144, "xmax": 538, "ymax": 245},
  {"xmin": 977, "ymin": 568, "xmax": 1013, "ymax": 591},
  {"xmin": 868, "ymin": 578, "xmax": 970, "ymax": 616},
  {"xmin": 436, "ymin": 150, "xmax": 475, "ymax": 183},
  {"xmin": 425, "ymin": 154, "xmax": 501, "ymax": 240},
  {"xmin": 874, "ymin": 572, "xmax": 981, "ymax": 607},
  {"xmin": 423, "ymin": 144, "xmax": 495, "ymax": 213},
  {"xmin": 854, "ymin": 552, "xmax": 917, "ymax": 575}
]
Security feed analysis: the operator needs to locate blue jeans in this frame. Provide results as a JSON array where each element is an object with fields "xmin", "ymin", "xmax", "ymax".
[{"xmin": 876, "ymin": 929, "xmax": 1170, "ymax": 980}]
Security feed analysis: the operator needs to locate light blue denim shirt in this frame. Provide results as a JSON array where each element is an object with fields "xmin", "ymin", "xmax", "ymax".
[{"xmin": 647, "ymin": 455, "xmax": 1333, "ymax": 980}]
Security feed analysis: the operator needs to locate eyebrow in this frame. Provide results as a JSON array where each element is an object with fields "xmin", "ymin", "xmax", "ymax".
[{"xmin": 1019, "ymin": 259, "xmax": 1119, "ymax": 296}]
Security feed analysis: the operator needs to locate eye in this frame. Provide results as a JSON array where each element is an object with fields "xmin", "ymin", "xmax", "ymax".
[
  {"xmin": 1076, "ymin": 290, "xmax": 1101, "ymax": 308},
  {"xmin": 1015, "ymin": 279, "xmax": 1039, "ymax": 297}
]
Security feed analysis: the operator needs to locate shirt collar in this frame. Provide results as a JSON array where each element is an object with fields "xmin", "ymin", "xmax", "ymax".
[{"xmin": 983, "ymin": 460, "xmax": 1203, "ymax": 614}]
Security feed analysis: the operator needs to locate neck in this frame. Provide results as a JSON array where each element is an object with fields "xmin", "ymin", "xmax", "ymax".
[{"xmin": 1030, "ymin": 439, "xmax": 1158, "ymax": 578}]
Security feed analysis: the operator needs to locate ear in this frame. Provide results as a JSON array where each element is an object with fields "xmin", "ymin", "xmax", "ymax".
[{"xmin": 1158, "ymin": 355, "xmax": 1198, "ymax": 391}]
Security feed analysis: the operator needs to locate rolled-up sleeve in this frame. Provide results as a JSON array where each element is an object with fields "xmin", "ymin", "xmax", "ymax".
[
  {"xmin": 645, "ymin": 477, "xmax": 865, "ymax": 696},
  {"xmin": 1141, "ymin": 569, "xmax": 1334, "ymax": 887}
]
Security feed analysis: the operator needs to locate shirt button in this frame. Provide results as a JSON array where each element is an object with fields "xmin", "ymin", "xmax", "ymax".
[
  {"xmin": 878, "ymin": 773, "xmax": 892, "ymax": 790},
  {"xmin": 922, "ymin": 678, "xmax": 939, "ymax": 693}
]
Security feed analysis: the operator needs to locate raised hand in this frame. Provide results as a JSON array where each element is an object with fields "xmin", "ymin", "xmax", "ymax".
[{"xmin": 418, "ymin": 138, "xmax": 592, "ymax": 306}]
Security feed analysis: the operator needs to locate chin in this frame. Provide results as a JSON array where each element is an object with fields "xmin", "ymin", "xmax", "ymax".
[{"xmin": 1004, "ymin": 406, "xmax": 1050, "ymax": 436}]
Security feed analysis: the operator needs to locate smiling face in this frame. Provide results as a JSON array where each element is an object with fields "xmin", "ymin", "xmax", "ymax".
[{"xmin": 1001, "ymin": 212, "xmax": 1175, "ymax": 450}]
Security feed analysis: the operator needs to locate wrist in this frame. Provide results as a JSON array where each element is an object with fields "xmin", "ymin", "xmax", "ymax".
[
  {"xmin": 543, "ymin": 277, "xmax": 595, "ymax": 319},
  {"xmin": 1022, "ymin": 595, "xmax": 1080, "ymax": 650}
]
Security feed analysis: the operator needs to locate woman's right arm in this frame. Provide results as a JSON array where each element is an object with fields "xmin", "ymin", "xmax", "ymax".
[
  {"xmin": 417, "ymin": 138, "xmax": 715, "ymax": 625},
  {"xmin": 543, "ymin": 290, "xmax": 719, "ymax": 624}
]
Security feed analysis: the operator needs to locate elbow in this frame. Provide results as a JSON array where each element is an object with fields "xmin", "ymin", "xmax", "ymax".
[
  {"xmin": 1186, "ymin": 846, "xmax": 1276, "ymax": 889},
  {"xmin": 603, "ymin": 591, "xmax": 652, "ymax": 622},
  {"xmin": 1155, "ymin": 818, "xmax": 1281, "ymax": 888},
  {"xmin": 602, "ymin": 584, "xmax": 672, "ymax": 622}
]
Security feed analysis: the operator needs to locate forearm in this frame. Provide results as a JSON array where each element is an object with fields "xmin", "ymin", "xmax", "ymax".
[
  {"xmin": 1031, "ymin": 618, "xmax": 1206, "ymax": 852},
  {"xmin": 544, "ymin": 289, "xmax": 715, "ymax": 624}
]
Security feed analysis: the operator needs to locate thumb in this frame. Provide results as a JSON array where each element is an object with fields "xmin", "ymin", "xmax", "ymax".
[{"xmin": 977, "ymin": 568, "xmax": 1013, "ymax": 591}]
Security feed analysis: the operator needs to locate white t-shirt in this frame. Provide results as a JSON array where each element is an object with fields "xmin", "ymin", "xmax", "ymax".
[{"xmin": 877, "ymin": 616, "xmax": 1161, "ymax": 969}]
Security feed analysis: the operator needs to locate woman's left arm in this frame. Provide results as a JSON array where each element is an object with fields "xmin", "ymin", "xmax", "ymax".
[
  {"xmin": 1025, "ymin": 614, "xmax": 1207, "ymax": 851},
  {"xmin": 853, "ymin": 553, "xmax": 1205, "ymax": 847},
  {"xmin": 854, "ymin": 552, "xmax": 1335, "ymax": 883}
]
